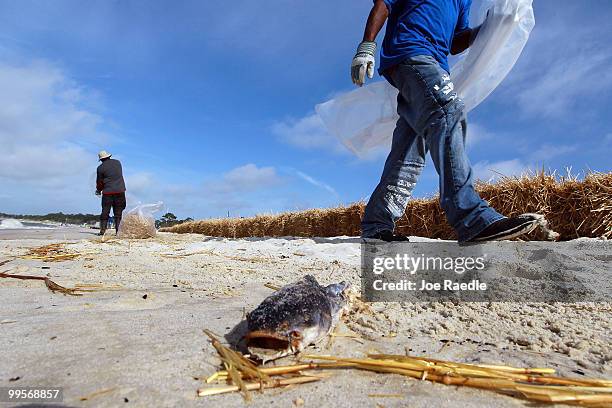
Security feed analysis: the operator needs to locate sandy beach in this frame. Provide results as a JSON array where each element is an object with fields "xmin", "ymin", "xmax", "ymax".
[{"xmin": 0, "ymin": 228, "xmax": 610, "ymax": 407}]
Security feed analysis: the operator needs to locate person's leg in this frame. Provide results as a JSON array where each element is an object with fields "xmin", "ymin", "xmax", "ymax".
[
  {"xmin": 361, "ymin": 94, "xmax": 427, "ymax": 238},
  {"xmin": 112, "ymin": 193, "xmax": 126, "ymax": 234},
  {"xmin": 100, "ymin": 195, "xmax": 112, "ymax": 235},
  {"xmin": 391, "ymin": 56, "xmax": 504, "ymax": 242}
]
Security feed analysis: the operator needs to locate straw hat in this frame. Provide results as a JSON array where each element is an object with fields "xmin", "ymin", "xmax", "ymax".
[{"xmin": 98, "ymin": 150, "xmax": 112, "ymax": 160}]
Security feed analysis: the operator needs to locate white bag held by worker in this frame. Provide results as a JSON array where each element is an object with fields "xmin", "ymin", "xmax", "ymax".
[
  {"xmin": 316, "ymin": 0, "xmax": 535, "ymax": 157},
  {"xmin": 118, "ymin": 202, "xmax": 164, "ymax": 239}
]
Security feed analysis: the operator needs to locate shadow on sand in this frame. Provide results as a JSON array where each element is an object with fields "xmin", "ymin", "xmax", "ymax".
[{"xmin": 200, "ymin": 236, "xmax": 364, "ymax": 245}]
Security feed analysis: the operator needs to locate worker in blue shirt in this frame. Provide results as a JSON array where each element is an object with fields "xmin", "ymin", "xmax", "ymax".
[{"xmin": 353, "ymin": 0, "xmax": 539, "ymax": 242}]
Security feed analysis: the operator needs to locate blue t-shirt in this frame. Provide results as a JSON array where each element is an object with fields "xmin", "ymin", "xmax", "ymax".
[{"xmin": 378, "ymin": 0, "xmax": 471, "ymax": 74}]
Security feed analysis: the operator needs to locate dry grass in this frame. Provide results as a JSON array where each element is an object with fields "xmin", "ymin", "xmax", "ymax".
[
  {"xmin": 198, "ymin": 331, "xmax": 612, "ymax": 406},
  {"xmin": 0, "ymin": 271, "xmax": 85, "ymax": 296},
  {"xmin": 163, "ymin": 203, "xmax": 364, "ymax": 238},
  {"xmin": 162, "ymin": 171, "xmax": 612, "ymax": 241},
  {"xmin": 22, "ymin": 243, "xmax": 89, "ymax": 262}
]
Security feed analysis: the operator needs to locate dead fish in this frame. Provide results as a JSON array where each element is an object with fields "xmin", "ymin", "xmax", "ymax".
[{"xmin": 245, "ymin": 275, "xmax": 350, "ymax": 362}]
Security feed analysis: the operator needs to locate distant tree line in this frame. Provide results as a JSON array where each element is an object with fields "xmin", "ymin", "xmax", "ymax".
[
  {"xmin": 1, "ymin": 211, "xmax": 193, "ymax": 228},
  {"xmin": 0, "ymin": 212, "xmax": 99, "ymax": 225}
]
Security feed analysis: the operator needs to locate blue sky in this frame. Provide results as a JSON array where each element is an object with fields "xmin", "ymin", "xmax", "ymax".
[{"xmin": 0, "ymin": 0, "xmax": 610, "ymax": 219}]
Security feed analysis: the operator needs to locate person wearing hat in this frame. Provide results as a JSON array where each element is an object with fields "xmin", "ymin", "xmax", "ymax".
[{"xmin": 95, "ymin": 151, "xmax": 126, "ymax": 236}]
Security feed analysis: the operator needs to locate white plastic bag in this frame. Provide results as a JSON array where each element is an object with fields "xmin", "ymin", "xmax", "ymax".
[
  {"xmin": 118, "ymin": 201, "xmax": 164, "ymax": 239},
  {"xmin": 453, "ymin": 0, "xmax": 535, "ymax": 110},
  {"xmin": 316, "ymin": 0, "xmax": 535, "ymax": 157}
]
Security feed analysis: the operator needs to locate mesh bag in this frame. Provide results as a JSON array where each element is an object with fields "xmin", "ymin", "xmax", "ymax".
[{"xmin": 118, "ymin": 202, "xmax": 164, "ymax": 239}]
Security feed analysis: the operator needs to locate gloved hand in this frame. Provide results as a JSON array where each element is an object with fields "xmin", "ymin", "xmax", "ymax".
[
  {"xmin": 95, "ymin": 190, "xmax": 101, "ymax": 196},
  {"xmin": 351, "ymin": 41, "xmax": 376, "ymax": 87}
]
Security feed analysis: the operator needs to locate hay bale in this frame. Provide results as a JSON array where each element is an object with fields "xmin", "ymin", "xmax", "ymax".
[
  {"xmin": 161, "ymin": 172, "xmax": 612, "ymax": 241},
  {"xmin": 118, "ymin": 213, "xmax": 156, "ymax": 239}
]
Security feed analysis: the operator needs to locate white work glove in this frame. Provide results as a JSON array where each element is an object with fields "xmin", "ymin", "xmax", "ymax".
[{"xmin": 351, "ymin": 41, "xmax": 376, "ymax": 87}]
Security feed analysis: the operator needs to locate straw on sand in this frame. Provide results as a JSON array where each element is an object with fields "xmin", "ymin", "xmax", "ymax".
[
  {"xmin": 202, "ymin": 330, "xmax": 272, "ymax": 401},
  {"xmin": 0, "ymin": 271, "xmax": 85, "ymax": 296},
  {"xmin": 198, "ymin": 376, "xmax": 321, "ymax": 397},
  {"xmin": 200, "ymin": 331, "xmax": 328, "ymax": 401},
  {"xmin": 300, "ymin": 354, "xmax": 612, "ymax": 406},
  {"xmin": 163, "ymin": 171, "xmax": 612, "ymax": 241},
  {"xmin": 198, "ymin": 331, "xmax": 612, "ymax": 406},
  {"xmin": 21, "ymin": 243, "xmax": 92, "ymax": 262}
]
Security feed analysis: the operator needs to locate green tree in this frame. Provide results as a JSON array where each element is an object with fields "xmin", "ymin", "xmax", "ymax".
[
  {"xmin": 161, "ymin": 212, "xmax": 177, "ymax": 222},
  {"xmin": 158, "ymin": 212, "xmax": 184, "ymax": 228}
]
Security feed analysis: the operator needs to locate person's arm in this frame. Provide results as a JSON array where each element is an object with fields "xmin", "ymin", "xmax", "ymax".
[
  {"xmin": 450, "ymin": 27, "xmax": 478, "ymax": 55},
  {"xmin": 363, "ymin": 0, "xmax": 389, "ymax": 42},
  {"xmin": 450, "ymin": 1, "xmax": 480, "ymax": 55},
  {"xmin": 351, "ymin": 0, "xmax": 390, "ymax": 86},
  {"xmin": 96, "ymin": 167, "xmax": 104, "ymax": 194}
]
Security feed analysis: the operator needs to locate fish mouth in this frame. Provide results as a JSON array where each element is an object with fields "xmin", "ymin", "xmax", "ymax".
[
  {"xmin": 245, "ymin": 330, "xmax": 302, "ymax": 361},
  {"xmin": 245, "ymin": 330, "xmax": 290, "ymax": 350}
]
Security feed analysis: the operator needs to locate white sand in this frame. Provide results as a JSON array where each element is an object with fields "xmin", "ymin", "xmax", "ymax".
[{"xmin": 0, "ymin": 228, "xmax": 610, "ymax": 407}]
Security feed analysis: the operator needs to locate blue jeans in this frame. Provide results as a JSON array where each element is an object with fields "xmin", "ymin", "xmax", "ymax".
[{"xmin": 361, "ymin": 55, "xmax": 504, "ymax": 242}]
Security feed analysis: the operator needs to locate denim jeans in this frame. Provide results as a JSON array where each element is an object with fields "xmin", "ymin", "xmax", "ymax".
[{"xmin": 361, "ymin": 55, "xmax": 504, "ymax": 242}]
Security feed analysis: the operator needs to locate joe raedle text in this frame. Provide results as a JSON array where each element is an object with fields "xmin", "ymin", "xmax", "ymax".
[{"xmin": 372, "ymin": 278, "xmax": 487, "ymax": 292}]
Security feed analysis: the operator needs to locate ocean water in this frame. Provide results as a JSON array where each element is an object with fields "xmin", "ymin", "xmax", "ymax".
[{"xmin": 0, "ymin": 219, "xmax": 55, "ymax": 229}]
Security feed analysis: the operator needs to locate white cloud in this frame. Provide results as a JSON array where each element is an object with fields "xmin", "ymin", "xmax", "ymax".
[
  {"xmin": 527, "ymin": 144, "xmax": 577, "ymax": 163},
  {"xmin": 119, "ymin": 164, "xmax": 286, "ymax": 217},
  {"xmin": 514, "ymin": 51, "xmax": 612, "ymax": 118},
  {"xmin": 271, "ymin": 113, "xmax": 347, "ymax": 153},
  {"xmin": 472, "ymin": 159, "xmax": 532, "ymax": 182},
  {"xmin": 499, "ymin": 3, "xmax": 612, "ymax": 120},
  {"xmin": 124, "ymin": 172, "xmax": 154, "ymax": 196},
  {"xmin": 153, "ymin": 164, "xmax": 283, "ymax": 217},
  {"xmin": 215, "ymin": 163, "xmax": 282, "ymax": 193},
  {"xmin": 465, "ymin": 122, "xmax": 493, "ymax": 149},
  {"xmin": 294, "ymin": 170, "xmax": 339, "ymax": 199},
  {"xmin": 0, "ymin": 144, "xmax": 90, "ymax": 185},
  {"xmin": 0, "ymin": 59, "xmax": 111, "ymax": 214},
  {"xmin": 0, "ymin": 61, "xmax": 107, "ymax": 147}
]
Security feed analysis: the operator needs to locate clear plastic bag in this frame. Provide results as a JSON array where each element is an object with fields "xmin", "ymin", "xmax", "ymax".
[
  {"xmin": 316, "ymin": 0, "xmax": 535, "ymax": 157},
  {"xmin": 118, "ymin": 202, "xmax": 164, "ymax": 239}
]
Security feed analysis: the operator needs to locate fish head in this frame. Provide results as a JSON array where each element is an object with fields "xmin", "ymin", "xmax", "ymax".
[
  {"xmin": 325, "ymin": 281, "xmax": 351, "ymax": 314},
  {"xmin": 325, "ymin": 281, "xmax": 350, "ymax": 297}
]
